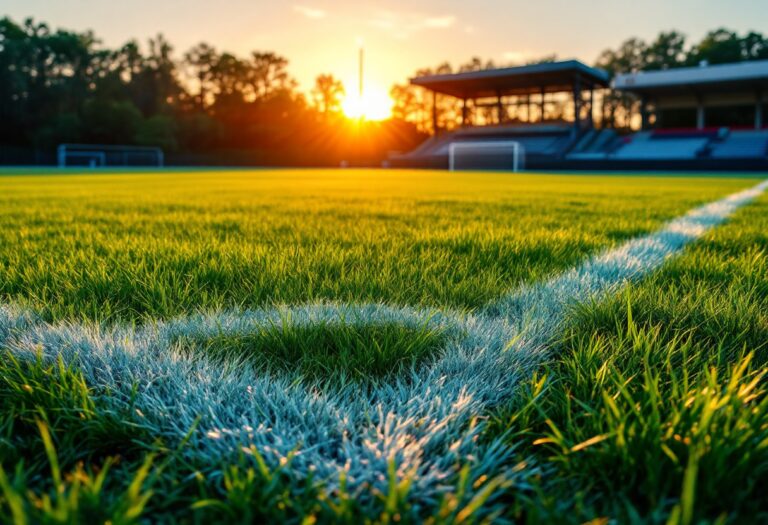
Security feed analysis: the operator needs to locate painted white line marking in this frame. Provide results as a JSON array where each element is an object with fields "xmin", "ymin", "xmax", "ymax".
[{"xmin": 1, "ymin": 179, "xmax": 765, "ymax": 506}]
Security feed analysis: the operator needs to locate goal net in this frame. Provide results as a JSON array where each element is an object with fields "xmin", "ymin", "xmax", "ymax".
[
  {"xmin": 57, "ymin": 144, "xmax": 164, "ymax": 168},
  {"xmin": 448, "ymin": 141, "xmax": 525, "ymax": 172}
]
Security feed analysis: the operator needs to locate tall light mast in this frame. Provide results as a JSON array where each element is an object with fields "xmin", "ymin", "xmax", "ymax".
[{"xmin": 357, "ymin": 38, "xmax": 364, "ymax": 120}]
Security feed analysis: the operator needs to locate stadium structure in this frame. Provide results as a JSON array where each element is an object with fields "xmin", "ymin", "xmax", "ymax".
[{"xmin": 391, "ymin": 59, "xmax": 768, "ymax": 171}]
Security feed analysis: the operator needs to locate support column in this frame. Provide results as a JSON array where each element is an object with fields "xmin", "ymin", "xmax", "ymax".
[
  {"xmin": 756, "ymin": 90, "xmax": 763, "ymax": 130},
  {"xmin": 527, "ymin": 95, "xmax": 532, "ymax": 123},
  {"xmin": 573, "ymin": 75, "xmax": 582, "ymax": 135},
  {"xmin": 461, "ymin": 98, "xmax": 468, "ymax": 127},
  {"xmin": 696, "ymin": 94, "xmax": 705, "ymax": 130},
  {"xmin": 496, "ymin": 92, "xmax": 504, "ymax": 124},
  {"xmin": 589, "ymin": 88, "xmax": 595, "ymax": 128},
  {"xmin": 432, "ymin": 91, "xmax": 438, "ymax": 135},
  {"xmin": 540, "ymin": 87, "xmax": 546, "ymax": 123},
  {"xmin": 640, "ymin": 97, "xmax": 649, "ymax": 131}
]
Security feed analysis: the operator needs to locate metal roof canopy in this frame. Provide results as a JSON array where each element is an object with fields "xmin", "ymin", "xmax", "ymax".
[
  {"xmin": 410, "ymin": 60, "xmax": 610, "ymax": 99},
  {"xmin": 614, "ymin": 60, "xmax": 768, "ymax": 95}
]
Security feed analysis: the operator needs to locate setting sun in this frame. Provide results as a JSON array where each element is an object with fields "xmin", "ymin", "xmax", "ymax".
[{"xmin": 342, "ymin": 87, "xmax": 393, "ymax": 120}]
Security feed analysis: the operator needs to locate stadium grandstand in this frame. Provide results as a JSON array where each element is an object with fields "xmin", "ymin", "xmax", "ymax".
[
  {"xmin": 390, "ymin": 60, "xmax": 610, "ymax": 169},
  {"xmin": 392, "ymin": 59, "xmax": 768, "ymax": 171}
]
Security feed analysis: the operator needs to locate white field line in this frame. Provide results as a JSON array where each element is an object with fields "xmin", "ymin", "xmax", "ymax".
[{"xmin": 1, "ymin": 179, "xmax": 766, "ymax": 507}]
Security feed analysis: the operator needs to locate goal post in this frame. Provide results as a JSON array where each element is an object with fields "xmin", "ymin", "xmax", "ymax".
[
  {"xmin": 448, "ymin": 141, "xmax": 525, "ymax": 172},
  {"xmin": 57, "ymin": 144, "xmax": 164, "ymax": 168}
]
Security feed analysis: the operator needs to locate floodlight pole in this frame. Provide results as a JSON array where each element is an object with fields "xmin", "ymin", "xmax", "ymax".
[
  {"xmin": 357, "ymin": 43, "xmax": 364, "ymax": 124},
  {"xmin": 359, "ymin": 46, "xmax": 364, "ymax": 100}
]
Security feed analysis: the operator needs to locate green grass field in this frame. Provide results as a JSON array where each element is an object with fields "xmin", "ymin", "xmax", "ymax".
[
  {"xmin": 0, "ymin": 169, "xmax": 766, "ymax": 524},
  {"xmin": 0, "ymin": 170, "xmax": 752, "ymax": 323}
]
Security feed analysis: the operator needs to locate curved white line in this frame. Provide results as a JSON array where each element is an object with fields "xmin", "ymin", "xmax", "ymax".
[{"xmin": 1, "ymin": 179, "xmax": 765, "ymax": 509}]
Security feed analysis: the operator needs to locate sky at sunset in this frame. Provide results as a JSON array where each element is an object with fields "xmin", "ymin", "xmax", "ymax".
[{"xmin": 5, "ymin": 0, "xmax": 768, "ymax": 105}]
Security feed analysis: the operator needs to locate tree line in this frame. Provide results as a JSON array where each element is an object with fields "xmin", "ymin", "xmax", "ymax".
[
  {"xmin": 392, "ymin": 28, "xmax": 768, "ymax": 133},
  {"xmin": 0, "ymin": 17, "xmax": 423, "ymax": 165},
  {"xmin": 2, "ymin": 18, "xmax": 767, "ymax": 166}
]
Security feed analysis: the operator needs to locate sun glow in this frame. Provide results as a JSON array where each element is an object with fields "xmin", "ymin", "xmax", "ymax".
[{"xmin": 342, "ymin": 86, "xmax": 393, "ymax": 121}]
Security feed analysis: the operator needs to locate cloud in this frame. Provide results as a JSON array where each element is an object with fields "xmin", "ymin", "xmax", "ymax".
[
  {"xmin": 369, "ymin": 16, "xmax": 394, "ymax": 30},
  {"xmin": 293, "ymin": 5, "xmax": 327, "ymax": 19},
  {"xmin": 503, "ymin": 51, "xmax": 533, "ymax": 64},
  {"xmin": 423, "ymin": 15, "xmax": 456, "ymax": 29},
  {"xmin": 368, "ymin": 11, "xmax": 457, "ymax": 39}
]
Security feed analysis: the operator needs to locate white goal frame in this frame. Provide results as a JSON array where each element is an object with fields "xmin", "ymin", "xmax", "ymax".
[
  {"xmin": 57, "ymin": 144, "xmax": 164, "ymax": 168},
  {"xmin": 448, "ymin": 141, "xmax": 525, "ymax": 172}
]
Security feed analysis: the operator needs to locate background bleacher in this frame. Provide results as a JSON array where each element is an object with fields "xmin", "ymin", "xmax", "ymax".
[
  {"xmin": 391, "ymin": 124, "xmax": 576, "ymax": 168},
  {"xmin": 709, "ymin": 130, "xmax": 768, "ymax": 159},
  {"xmin": 567, "ymin": 128, "xmax": 768, "ymax": 163},
  {"xmin": 393, "ymin": 124, "xmax": 768, "ymax": 169}
]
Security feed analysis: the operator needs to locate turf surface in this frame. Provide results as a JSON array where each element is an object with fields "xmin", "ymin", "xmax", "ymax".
[
  {"xmin": 0, "ymin": 169, "xmax": 765, "ymax": 524},
  {"xmin": 174, "ymin": 319, "xmax": 450, "ymax": 383},
  {"xmin": 488, "ymin": 192, "xmax": 768, "ymax": 523},
  {"xmin": 0, "ymin": 169, "xmax": 755, "ymax": 323}
]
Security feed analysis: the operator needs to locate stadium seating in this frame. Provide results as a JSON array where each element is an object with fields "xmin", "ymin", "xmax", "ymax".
[
  {"xmin": 390, "ymin": 123, "xmax": 576, "ymax": 167},
  {"xmin": 610, "ymin": 131, "xmax": 710, "ymax": 160},
  {"xmin": 393, "ymin": 122, "xmax": 768, "ymax": 169},
  {"xmin": 567, "ymin": 129, "xmax": 619, "ymax": 159},
  {"xmin": 709, "ymin": 130, "xmax": 768, "ymax": 159},
  {"xmin": 600, "ymin": 128, "xmax": 768, "ymax": 161}
]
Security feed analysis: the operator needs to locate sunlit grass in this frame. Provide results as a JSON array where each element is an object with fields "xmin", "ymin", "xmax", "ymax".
[
  {"xmin": 175, "ymin": 319, "xmax": 449, "ymax": 384},
  {"xmin": 0, "ymin": 169, "xmax": 754, "ymax": 324},
  {"xmin": 487, "ymin": 193, "xmax": 768, "ymax": 523},
  {"xmin": 0, "ymin": 422, "xmax": 155, "ymax": 525},
  {"xmin": 0, "ymin": 169, "xmax": 764, "ymax": 523}
]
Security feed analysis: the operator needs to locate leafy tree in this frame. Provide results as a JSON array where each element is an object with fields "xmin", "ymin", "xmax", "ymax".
[
  {"xmin": 248, "ymin": 52, "xmax": 296, "ymax": 101},
  {"xmin": 741, "ymin": 31, "xmax": 768, "ymax": 60},
  {"xmin": 644, "ymin": 31, "xmax": 687, "ymax": 70},
  {"xmin": 211, "ymin": 53, "xmax": 248, "ymax": 102},
  {"xmin": 35, "ymin": 112, "xmax": 83, "ymax": 148},
  {"xmin": 184, "ymin": 43, "xmax": 218, "ymax": 108},
  {"xmin": 311, "ymin": 74, "xmax": 345, "ymax": 115},
  {"xmin": 135, "ymin": 115, "xmax": 178, "ymax": 151},
  {"xmin": 526, "ymin": 54, "xmax": 558, "ymax": 65},
  {"xmin": 80, "ymin": 99, "xmax": 142, "ymax": 144},
  {"xmin": 594, "ymin": 38, "xmax": 649, "ymax": 129},
  {"xmin": 140, "ymin": 34, "xmax": 182, "ymax": 114},
  {"xmin": 595, "ymin": 37, "xmax": 648, "ymax": 75},
  {"xmin": 0, "ymin": 16, "xmax": 436, "ymax": 165},
  {"xmin": 688, "ymin": 28, "xmax": 768, "ymax": 65},
  {"xmin": 458, "ymin": 57, "xmax": 495, "ymax": 72},
  {"xmin": 0, "ymin": 17, "xmax": 31, "ymax": 144},
  {"xmin": 689, "ymin": 29, "xmax": 743, "ymax": 65}
]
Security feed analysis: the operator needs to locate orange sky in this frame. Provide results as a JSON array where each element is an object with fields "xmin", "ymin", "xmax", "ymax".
[{"xmin": 5, "ymin": 0, "xmax": 768, "ymax": 109}]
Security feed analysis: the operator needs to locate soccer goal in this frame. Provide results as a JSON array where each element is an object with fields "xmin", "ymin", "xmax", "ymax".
[
  {"xmin": 448, "ymin": 141, "xmax": 525, "ymax": 172},
  {"xmin": 57, "ymin": 144, "xmax": 164, "ymax": 168}
]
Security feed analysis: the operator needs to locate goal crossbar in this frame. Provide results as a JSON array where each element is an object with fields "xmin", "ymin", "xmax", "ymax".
[{"xmin": 448, "ymin": 140, "xmax": 525, "ymax": 172}]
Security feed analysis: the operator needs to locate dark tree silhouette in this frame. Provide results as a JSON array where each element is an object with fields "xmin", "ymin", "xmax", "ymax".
[
  {"xmin": 311, "ymin": 74, "xmax": 345, "ymax": 115},
  {"xmin": 0, "ymin": 16, "xmax": 425, "ymax": 166}
]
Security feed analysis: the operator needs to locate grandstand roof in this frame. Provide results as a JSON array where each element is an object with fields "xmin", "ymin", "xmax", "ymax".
[
  {"xmin": 614, "ymin": 60, "xmax": 768, "ymax": 94},
  {"xmin": 411, "ymin": 60, "xmax": 610, "ymax": 99}
]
